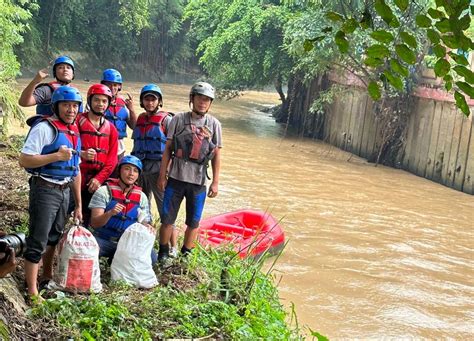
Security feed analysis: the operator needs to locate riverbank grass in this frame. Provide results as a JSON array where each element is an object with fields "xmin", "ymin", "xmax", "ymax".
[{"xmin": 29, "ymin": 245, "xmax": 301, "ymax": 339}]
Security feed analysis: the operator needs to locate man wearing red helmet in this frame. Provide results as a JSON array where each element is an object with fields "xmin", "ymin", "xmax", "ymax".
[{"xmin": 76, "ymin": 84, "xmax": 119, "ymax": 225}]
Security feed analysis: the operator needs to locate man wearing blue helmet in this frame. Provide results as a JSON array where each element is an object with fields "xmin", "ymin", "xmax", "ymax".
[
  {"xmin": 131, "ymin": 85, "xmax": 172, "ymax": 211},
  {"xmin": 19, "ymin": 56, "xmax": 78, "ymax": 116},
  {"xmin": 131, "ymin": 84, "xmax": 178, "ymax": 256},
  {"xmin": 19, "ymin": 85, "xmax": 83, "ymax": 300},
  {"xmin": 101, "ymin": 68, "xmax": 137, "ymax": 160},
  {"xmin": 88, "ymin": 155, "xmax": 156, "ymax": 263}
]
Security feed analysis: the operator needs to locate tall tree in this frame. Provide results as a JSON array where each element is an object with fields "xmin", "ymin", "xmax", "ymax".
[
  {"xmin": 298, "ymin": 0, "xmax": 474, "ymax": 116},
  {"xmin": 184, "ymin": 0, "xmax": 294, "ymax": 104},
  {"xmin": 16, "ymin": 0, "xmax": 192, "ymax": 78},
  {"xmin": 0, "ymin": 0, "xmax": 33, "ymax": 133},
  {"xmin": 136, "ymin": 0, "xmax": 191, "ymax": 78}
]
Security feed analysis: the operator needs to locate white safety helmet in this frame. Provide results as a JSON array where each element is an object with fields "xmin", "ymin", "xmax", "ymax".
[{"xmin": 190, "ymin": 82, "xmax": 215, "ymax": 100}]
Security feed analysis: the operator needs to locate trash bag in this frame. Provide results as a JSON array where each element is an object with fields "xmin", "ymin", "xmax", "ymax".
[
  {"xmin": 110, "ymin": 223, "xmax": 158, "ymax": 289},
  {"xmin": 55, "ymin": 225, "xmax": 102, "ymax": 293}
]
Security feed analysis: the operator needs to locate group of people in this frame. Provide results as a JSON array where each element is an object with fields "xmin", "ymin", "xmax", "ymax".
[{"xmin": 16, "ymin": 56, "xmax": 222, "ymax": 299}]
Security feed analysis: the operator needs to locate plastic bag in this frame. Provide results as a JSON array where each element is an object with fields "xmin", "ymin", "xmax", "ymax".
[
  {"xmin": 55, "ymin": 225, "xmax": 102, "ymax": 293},
  {"xmin": 110, "ymin": 223, "xmax": 158, "ymax": 288}
]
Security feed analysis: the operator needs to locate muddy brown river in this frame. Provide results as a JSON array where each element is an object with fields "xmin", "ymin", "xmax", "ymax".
[{"xmin": 14, "ymin": 80, "xmax": 473, "ymax": 339}]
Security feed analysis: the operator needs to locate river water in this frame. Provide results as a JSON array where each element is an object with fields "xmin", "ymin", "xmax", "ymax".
[{"xmin": 15, "ymin": 80, "xmax": 473, "ymax": 339}]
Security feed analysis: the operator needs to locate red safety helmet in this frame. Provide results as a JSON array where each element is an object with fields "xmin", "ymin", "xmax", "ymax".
[{"xmin": 87, "ymin": 83, "xmax": 113, "ymax": 109}]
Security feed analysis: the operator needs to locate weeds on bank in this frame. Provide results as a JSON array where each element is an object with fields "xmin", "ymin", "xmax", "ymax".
[
  {"xmin": 2, "ymin": 134, "xmax": 25, "ymax": 156},
  {"xmin": 29, "ymin": 245, "xmax": 304, "ymax": 340}
]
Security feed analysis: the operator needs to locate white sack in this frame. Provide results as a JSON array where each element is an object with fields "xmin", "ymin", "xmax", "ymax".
[
  {"xmin": 110, "ymin": 223, "xmax": 158, "ymax": 288},
  {"xmin": 55, "ymin": 225, "xmax": 102, "ymax": 293}
]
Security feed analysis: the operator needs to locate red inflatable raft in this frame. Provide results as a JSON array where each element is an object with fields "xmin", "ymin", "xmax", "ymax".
[{"xmin": 198, "ymin": 209, "xmax": 285, "ymax": 258}]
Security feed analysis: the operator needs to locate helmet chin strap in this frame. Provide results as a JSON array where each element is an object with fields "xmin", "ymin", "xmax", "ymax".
[
  {"xmin": 91, "ymin": 109, "xmax": 105, "ymax": 116},
  {"xmin": 58, "ymin": 116, "xmax": 69, "ymax": 125},
  {"xmin": 56, "ymin": 76, "xmax": 72, "ymax": 85},
  {"xmin": 54, "ymin": 104, "xmax": 72, "ymax": 125},
  {"xmin": 118, "ymin": 174, "xmax": 133, "ymax": 190},
  {"xmin": 149, "ymin": 107, "xmax": 159, "ymax": 114},
  {"xmin": 189, "ymin": 102, "xmax": 207, "ymax": 116}
]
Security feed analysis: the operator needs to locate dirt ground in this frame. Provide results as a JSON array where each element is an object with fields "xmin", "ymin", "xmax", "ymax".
[
  {"xmin": 0, "ymin": 137, "xmax": 65, "ymax": 339},
  {"xmin": 0, "ymin": 140, "xmax": 203, "ymax": 338},
  {"xmin": 0, "ymin": 139, "xmax": 29, "ymax": 233}
]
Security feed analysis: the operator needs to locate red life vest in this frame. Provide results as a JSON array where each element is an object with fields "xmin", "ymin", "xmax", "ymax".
[
  {"xmin": 96, "ymin": 179, "xmax": 142, "ymax": 240},
  {"xmin": 77, "ymin": 113, "xmax": 112, "ymax": 184},
  {"xmin": 131, "ymin": 111, "xmax": 169, "ymax": 161}
]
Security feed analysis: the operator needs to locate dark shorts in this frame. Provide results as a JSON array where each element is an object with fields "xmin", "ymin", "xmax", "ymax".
[
  {"xmin": 139, "ymin": 160, "xmax": 164, "ymax": 218},
  {"xmin": 25, "ymin": 177, "xmax": 71, "ymax": 263},
  {"xmin": 161, "ymin": 178, "xmax": 206, "ymax": 229}
]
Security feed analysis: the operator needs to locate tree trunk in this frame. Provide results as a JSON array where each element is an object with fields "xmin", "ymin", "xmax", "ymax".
[
  {"xmin": 274, "ymin": 76, "xmax": 286, "ymax": 103},
  {"xmin": 46, "ymin": 0, "xmax": 57, "ymax": 55}
]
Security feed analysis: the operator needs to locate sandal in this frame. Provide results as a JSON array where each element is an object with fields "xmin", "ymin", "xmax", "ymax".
[{"xmin": 38, "ymin": 278, "xmax": 54, "ymax": 292}]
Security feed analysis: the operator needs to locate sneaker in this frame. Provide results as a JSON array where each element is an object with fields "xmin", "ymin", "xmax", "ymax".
[
  {"xmin": 158, "ymin": 254, "xmax": 173, "ymax": 269},
  {"xmin": 169, "ymin": 247, "xmax": 178, "ymax": 258}
]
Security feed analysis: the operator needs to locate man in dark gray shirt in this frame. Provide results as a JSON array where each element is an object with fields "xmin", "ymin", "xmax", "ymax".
[
  {"xmin": 157, "ymin": 82, "xmax": 222, "ymax": 264},
  {"xmin": 18, "ymin": 56, "xmax": 76, "ymax": 116}
]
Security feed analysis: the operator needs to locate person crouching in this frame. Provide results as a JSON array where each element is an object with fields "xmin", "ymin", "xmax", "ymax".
[{"xmin": 88, "ymin": 155, "xmax": 157, "ymax": 263}]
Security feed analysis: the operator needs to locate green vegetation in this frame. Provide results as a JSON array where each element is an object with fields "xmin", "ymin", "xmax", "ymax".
[
  {"xmin": 278, "ymin": 0, "xmax": 473, "ymax": 164},
  {"xmin": 30, "ymin": 246, "xmax": 305, "ymax": 340},
  {"xmin": 16, "ymin": 0, "xmax": 189, "ymax": 76},
  {"xmin": 0, "ymin": 0, "xmax": 33, "ymax": 135},
  {"xmin": 184, "ymin": 0, "xmax": 294, "ymax": 105},
  {"xmin": 286, "ymin": 0, "xmax": 432, "ymax": 164},
  {"xmin": 1, "ymin": 0, "xmax": 471, "ymax": 135},
  {"xmin": 315, "ymin": 0, "xmax": 474, "ymax": 116}
]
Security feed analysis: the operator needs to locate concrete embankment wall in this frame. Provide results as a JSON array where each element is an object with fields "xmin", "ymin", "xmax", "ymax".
[{"xmin": 288, "ymin": 77, "xmax": 473, "ymax": 195}]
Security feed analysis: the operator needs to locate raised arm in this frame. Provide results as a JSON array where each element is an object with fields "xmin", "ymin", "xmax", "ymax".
[{"xmin": 18, "ymin": 68, "xmax": 49, "ymax": 107}]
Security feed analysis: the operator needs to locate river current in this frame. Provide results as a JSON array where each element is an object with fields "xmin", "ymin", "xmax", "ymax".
[{"xmin": 15, "ymin": 80, "xmax": 473, "ymax": 339}]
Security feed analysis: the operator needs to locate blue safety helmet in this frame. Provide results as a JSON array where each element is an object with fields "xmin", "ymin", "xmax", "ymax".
[
  {"xmin": 119, "ymin": 155, "xmax": 143, "ymax": 174},
  {"xmin": 51, "ymin": 86, "xmax": 82, "ymax": 113},
  {"xmin": 53, "ymin": 56, "xmax": 75, "ymax": 79},
  {"xmin": 140, "ymin": 83, "xmax": 163, "ymax": 108},
  {"xmin": 101, "ymin": 69, "xmax": 123, "ymax": 85}
]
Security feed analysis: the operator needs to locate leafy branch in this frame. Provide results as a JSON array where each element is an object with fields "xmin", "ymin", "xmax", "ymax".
[{"xmin": 304, "ymin": 0, "xmax": 473, "ymax": 116}]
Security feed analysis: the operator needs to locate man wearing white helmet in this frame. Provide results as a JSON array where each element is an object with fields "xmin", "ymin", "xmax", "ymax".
[{"xmin": 157, "ymin": 81, "xmax": 222, "ymax": 263}]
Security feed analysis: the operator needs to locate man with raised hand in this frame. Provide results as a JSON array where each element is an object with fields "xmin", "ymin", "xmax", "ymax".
[{"xmin": 19, "ymin": 56, "xmax": 77, "ymax": 116}]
